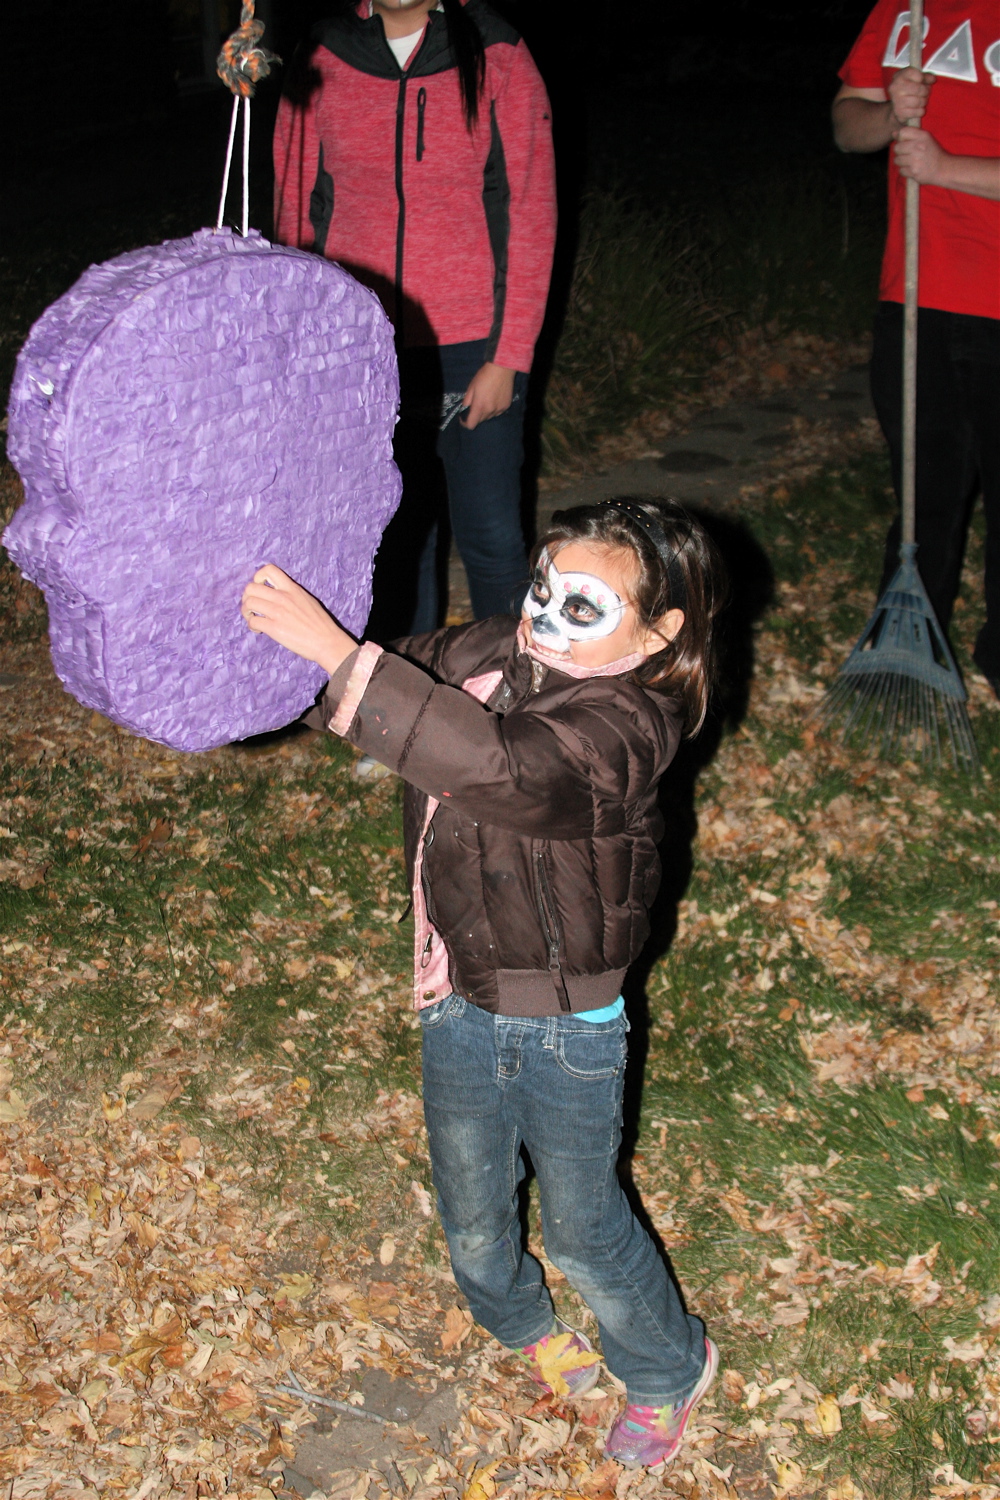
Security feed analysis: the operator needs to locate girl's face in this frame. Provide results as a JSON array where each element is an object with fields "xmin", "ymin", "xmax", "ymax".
[{"xmin": 522, "ymin": 541, "xmax": 684, "ymax": 669}]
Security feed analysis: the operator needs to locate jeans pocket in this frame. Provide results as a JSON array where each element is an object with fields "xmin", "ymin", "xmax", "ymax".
[
  {"xmin": 419, "ymin": 993, "xmax": 465, "ymax": 1029},
  {"xmin": 555, "ymin": 1024, "xmax": 627, "ymax": 1080}
]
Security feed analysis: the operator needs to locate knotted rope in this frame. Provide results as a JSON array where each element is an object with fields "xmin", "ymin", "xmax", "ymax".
[
  {"xmin": 215, "ymin": 2, "xmax": 281, "ymax": 238},
  {"xmin": 216, "ymin": 0, "xmax": 280, "ymax": 97}
]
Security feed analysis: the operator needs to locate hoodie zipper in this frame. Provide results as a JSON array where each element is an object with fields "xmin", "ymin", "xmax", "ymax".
[
  {"xmin": 416, "ymin": 87, "xmax": 427, "ymax": 161},
  {"xmin": 533, "ymin": 848, "xmax": 571, "ymax": 1013},
  {"xmin": 394, "ymin": 74, "xmax": 408, "ymax": 327}
]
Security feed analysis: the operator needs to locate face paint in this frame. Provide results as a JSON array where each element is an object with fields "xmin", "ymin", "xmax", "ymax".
[{"xmin": 522, "ymin": 551, "xmax": 627, "ymax": 654}]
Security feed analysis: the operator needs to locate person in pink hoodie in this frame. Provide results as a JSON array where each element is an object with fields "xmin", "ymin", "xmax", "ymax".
[{"xmin": 274, "ymin": 0, "xmax": 557, "ymax": 639}]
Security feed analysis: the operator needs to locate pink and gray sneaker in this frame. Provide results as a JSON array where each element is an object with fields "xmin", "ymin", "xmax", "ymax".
[
  {"xmin": 604, "ymin": 1337, "xmax": 719, "ymax": 1468},
  {"xmin": 518, "ymin": 1317, "xmax": 603, "ymax": 1397}
]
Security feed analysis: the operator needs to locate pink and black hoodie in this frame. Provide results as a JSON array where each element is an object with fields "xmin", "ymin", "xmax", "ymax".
[{"xmin": 273, "ymin": 0, "xmax": 557, "ymax": 373}]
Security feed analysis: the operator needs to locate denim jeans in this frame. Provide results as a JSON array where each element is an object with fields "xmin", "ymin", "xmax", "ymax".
[
  {"xmin": 367, "ymin": 340, "xmax": 529, "ymax": 640},
  {"xmin": 419, "ymin": 993, "xmax": 706, "ymax": 1404}
]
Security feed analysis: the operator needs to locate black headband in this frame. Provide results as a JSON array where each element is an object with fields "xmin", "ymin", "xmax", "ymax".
[{"xmin": 600, "ymin": 500, "xmax": 689, "ymax": 613}]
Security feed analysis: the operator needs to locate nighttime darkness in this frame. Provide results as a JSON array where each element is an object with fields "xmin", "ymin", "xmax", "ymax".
[{"xmin": 1, "ymin": 3, "xmax": 998, "ymax": 1497}]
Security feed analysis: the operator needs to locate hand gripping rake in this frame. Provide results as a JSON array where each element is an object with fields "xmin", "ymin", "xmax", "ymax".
[{"xmin": 817, "ymin": 0, "xmax": 978, "ymax": 773}]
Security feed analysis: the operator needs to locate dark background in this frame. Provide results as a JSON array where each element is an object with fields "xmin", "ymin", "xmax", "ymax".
[
  {"xmin": 2, "ymin": 0, "xmax": 879, "ymax": 242},
  {"xmin": 1, "ymin": 1, "xmax": 887, "ymax": 427}
]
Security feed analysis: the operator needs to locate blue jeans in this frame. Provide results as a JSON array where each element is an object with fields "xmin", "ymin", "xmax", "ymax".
[
  {"xmin": 367, "ymin": 341, "xmax": 529, "ymax": 639},
  {"xmin": 419, "ymin": 994, "xmax": 706, "ymax": 1404}
]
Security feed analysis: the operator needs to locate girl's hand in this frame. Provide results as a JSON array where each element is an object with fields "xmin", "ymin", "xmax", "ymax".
[
  {"xmin": 461, "ymin": 362, "xmax": 517, "ymax": 429},
  {"xmin": 240, "ymin": 565, "xmax": 357, "ymax": 676},
  {"xmin": 893, "ymin": 126, "xmax": 948, "ymax": 185}
]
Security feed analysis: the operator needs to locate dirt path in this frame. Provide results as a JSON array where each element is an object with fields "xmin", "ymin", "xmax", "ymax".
[{"xmin": 448, "ymin": 351, "xmax": 875, "ymax": 621}]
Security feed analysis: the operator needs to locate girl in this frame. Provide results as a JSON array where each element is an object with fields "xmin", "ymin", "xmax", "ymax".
[
  {"xmin": 241, "ymin": 498, "xmax": 725, "ymax": 1469},
  {"xmin": 273, "ymin": 0, "xmax": 556, "ymax": 637}
]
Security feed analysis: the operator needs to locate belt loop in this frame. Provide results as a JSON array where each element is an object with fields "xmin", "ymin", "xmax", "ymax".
[{"xmin": 543, "ymin": 1016, "xmax": 556, "ymax": 1050}]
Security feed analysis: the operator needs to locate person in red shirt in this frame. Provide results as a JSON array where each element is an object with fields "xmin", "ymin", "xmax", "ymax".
[
  {"xmin": 274, "ymin": 0, "xmax": 556, "ymax": 642},
  {"xmin": 833, "ymin": 1, "xmax": 1000, "ymax": 696}
]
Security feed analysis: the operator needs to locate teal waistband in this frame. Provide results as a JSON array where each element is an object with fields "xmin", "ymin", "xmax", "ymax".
[{"xmin": 577, "ymin": 996, "xmax": 625, "ymax": 1023}]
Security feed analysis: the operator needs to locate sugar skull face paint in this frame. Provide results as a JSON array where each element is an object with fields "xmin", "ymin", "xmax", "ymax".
[{"xmin": 522, "ymin": 550, "xmax": 627, "ymax": 654}]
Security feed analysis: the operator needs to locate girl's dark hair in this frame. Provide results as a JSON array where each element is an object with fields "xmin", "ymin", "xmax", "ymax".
[
  {"xmin": 532, "ymin": 498, "xmax": 728, "ymax": 737},
  {"xmin": 328, "ymin": 0, "xmax": 485, "ymax": 128}
]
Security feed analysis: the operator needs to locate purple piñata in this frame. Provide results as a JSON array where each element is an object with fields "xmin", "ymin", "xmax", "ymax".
[{"xmin": 3, "ymin": 228, "xmax": 401, "ymax": 752}]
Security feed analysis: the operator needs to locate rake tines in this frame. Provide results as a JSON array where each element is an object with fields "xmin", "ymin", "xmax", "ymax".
[{"xmin": 816, "ymin": 548, "xmax": 978, "ymax": 774}]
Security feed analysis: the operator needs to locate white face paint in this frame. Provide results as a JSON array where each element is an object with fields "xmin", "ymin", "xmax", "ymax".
[{"xmin": 522, "ymin": 550, "xmax": 627, "ymax": 654}]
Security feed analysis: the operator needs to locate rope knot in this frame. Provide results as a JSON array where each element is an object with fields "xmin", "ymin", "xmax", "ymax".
[{"xmin": 216, "ymin": 1, "xmax": 280, "ymax": 98}]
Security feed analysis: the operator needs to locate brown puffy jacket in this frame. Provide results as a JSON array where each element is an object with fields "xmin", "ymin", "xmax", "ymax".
[{"xmin": 318, "ymin": 616, "xmax": 683, "ymax": 1016}]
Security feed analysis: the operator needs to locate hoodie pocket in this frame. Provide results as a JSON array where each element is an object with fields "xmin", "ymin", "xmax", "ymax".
[{"xmin": 416, "ymin": 88, "xmax": 427, "ymax": 161}]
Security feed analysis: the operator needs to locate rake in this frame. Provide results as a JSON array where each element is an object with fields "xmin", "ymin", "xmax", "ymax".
[{"xmin": 817, "ymin": 0, "xmax": 978, "ymax": 774}]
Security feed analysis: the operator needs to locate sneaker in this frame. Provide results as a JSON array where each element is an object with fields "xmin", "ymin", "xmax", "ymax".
[
  {"xmin": 353, "ymin": 753, "xmax": 392, "ymax": 782},
  {"xmin": 604, "ymin": 1337, "xmax": 719, "ymax": 1469},
  {"xmin": 518, "ymin": 1318, "xmax": 602, "ymax": 1398}
]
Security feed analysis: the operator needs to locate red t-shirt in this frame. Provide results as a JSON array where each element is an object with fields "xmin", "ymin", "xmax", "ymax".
[{"xmin": 840, "ymin": 0, "xmax": 1000, "ymax": 319}]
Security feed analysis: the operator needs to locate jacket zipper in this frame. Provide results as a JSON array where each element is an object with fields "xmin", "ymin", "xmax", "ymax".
[
  {"xmin": 394, "ymin": 74, "xmax": 408, "ymax": 327},
  {"xmin": 416, "ymin": 88, "xmax": 427, "ymax": 161},
  {"xmin": 533, "ymin": 848, "xmax": 571, "ymax": 1013}
]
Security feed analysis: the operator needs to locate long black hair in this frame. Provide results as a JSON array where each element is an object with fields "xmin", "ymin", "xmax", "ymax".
[
  {"xmin": 326, "ymin": 1, "xmax": 486, "ymax": 128},
  {"xmin": 440, "ymin": 0, "xmax": 486, "ymax": 129}
]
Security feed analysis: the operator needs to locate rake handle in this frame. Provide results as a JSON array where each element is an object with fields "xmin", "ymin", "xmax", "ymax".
[{"xmin": 901, "ymin": 0, "xmax": 923, "ymax": 550}]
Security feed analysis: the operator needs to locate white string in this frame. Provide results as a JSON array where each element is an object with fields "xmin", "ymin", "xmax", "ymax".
[
  {"xmin": 216, "ymin": 94, "xmax": 240, "ymax": 232},
  {"xmin": 241, "ymin": 95, "xmax": 251, "ymax": 238}
]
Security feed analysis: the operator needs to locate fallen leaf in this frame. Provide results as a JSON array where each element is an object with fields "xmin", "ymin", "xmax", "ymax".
[
  {"xmin": 441, "ymin": 1304, "xmax": 474, "ymax": 1352},
  {"xmin": 379, "ymin": 1236, "xmax": 396, "ymax": 1266},
  {"xmin": 721, "ymin": 1368, "xmax": 746, "ymax": 1403},
  {"xmin": 581, "ymin": 1459, "xmax": 622, "ymax": 1495},
  {"xmin": 771, "ymin": 1300, "xmax": 810, "ymax": 1326},
  {"xmin": 815, "ymin": 1395, "xmax": 842, "ymax": 1435},
  {"xmin": 135, "ymin": 818, "xmax": 173, "ymax": 856},
  {"xmin": 827, "ymin": 1480, "xmax": 864, "ymax": 1500},
  {"xmin": 529, "ymin": 1330, "xmax": 601, "ymax": 1397},
  {"xmin": 860, "ymin": 1397, "xmax": 893, "ymax": 1429},
  {"xmin": 114, "ymin": 1334, "xmax": 171, "ymax": 1378},
  {"xmin": 277, "ymin": 1272, "xmax": 314, "ymax": 1302},
  {"xmin": 177, "ymin": 1134, "xmax": 201, "ymax": 1160},
  {"xmin": 0, "ymin": 1090, "xmax": 28, "ymax": 1122},
  {"xmin": 942, "ymin": 1335, "xmax": 986, "ymax": 1364},
  {"xmin": 216, "ymin": 1379, "xmax": 257, "ymax": 1422},
  {"xmin": 100, "ymin": 1093, "xmax": 128, "ymax": 1123},
  {"xmin": 769, "ymin": 1451, "xmax": 805, "ymax": 1493},
  {"xmin": 411, "ymin": 1181, "xmax": 433, "ymax": 1217},
  {"xmin": 880, "ymin": 1377, "xmax": 915, "ymax": 1400},
  {"xmin": 130, "ymin": 1082, "xmax": 179, "ymax": 1121},
  {"xmin": 463, "ymin": 1461, "xmax": 502, "ymax": 1500}
]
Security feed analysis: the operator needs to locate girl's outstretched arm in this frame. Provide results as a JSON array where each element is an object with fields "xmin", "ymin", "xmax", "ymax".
[
  {"xmin": 240, "ymin": 565, "xmax": 357, "ymax": 677},
  {"xmin": 318, "ymin": 643, "xmax": 678, "ymax": 841}
]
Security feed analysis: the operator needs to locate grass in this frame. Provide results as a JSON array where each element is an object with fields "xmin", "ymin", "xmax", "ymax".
[
  {"xmin": 541, "ymin": 167, "xmax": 885, "ymax": 461},
  {"xmin": 2, "ymin": 447, "xmax": 998, "ymax": 1496}
]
